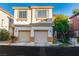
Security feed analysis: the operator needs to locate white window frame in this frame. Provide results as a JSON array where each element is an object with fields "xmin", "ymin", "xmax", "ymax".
[
  {"xmin": 19, "ymin": 10, "xmax": 27, "ymax": 18},
  {"xmin": 77, "ymin": 15, "xmax": 79, "ymax": 21},
  {"xmin": 1, "ymin": 19, "xmax": 4, "ymax": 27},
  {"xmin": 74, "ymin": 31, "xmax": 79, "ymax": 37},
  {"xmin": 35, "ymin": 10, "xmax": 48, "ymax": 18}
]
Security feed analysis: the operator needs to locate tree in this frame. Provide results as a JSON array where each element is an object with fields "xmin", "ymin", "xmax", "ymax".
[
  {"xmin": 73, "ymin": 8, "xmax": 79, "ymax": 14},
  {"xmin": 53, "ymin": 14, "xmax": 69, "ymax": 43},
  {"xmin": 0, "ymin": 29, "xmax": 10, "ymax": 41}
]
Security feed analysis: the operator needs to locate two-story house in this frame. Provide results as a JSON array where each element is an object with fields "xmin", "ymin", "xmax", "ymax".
[
  {"xmin": 0, "ymin": 8, "xmax": 14, "ymax": 35},
  {"xmin": 13, "ymin": 6, "xmax": 53, "ymax": 45},
  {"xmin": 70, "ymin": 13, "xmax": 79, "ymax": 37}
]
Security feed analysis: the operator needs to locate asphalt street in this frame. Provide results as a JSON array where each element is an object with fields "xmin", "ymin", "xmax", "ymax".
[{"xmin": 0, "ymin": 45, "xmax": 79, "ymax": 56}]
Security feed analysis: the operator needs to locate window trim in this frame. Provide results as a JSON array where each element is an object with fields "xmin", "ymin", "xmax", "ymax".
[
  {"xmin": 1, "ymin": 19, "xmax": 4, "ymax": 27},
  {"xmin": 77, "ymin": 15, "xmax": 79, "ymax": 20},
  {"xmin": 18, "ymin": 10, "xmax": 27, "ymax": 18},
  {"xmin": 35, "ymin": 9, "xmax": 48, "ymax": 18}
]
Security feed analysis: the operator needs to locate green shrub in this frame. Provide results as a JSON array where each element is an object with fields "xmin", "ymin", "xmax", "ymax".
[
  {"xmin": 10, "ymin": 35, "xmax": 17, "ymax": 43},
  {"xmin": 10, "ymin": 35, "xmax": 16, "ymax": 39},
  {"xmin": 77, "ymin": 37, "xmax": 79, "ymax": 42},
  {"xmin": 0, "ymin": 29, "xmax": 10, "ymax": 41},
  {"xmin": 59, "ymin": 37, "xmax": 70, "ymax": 44}
]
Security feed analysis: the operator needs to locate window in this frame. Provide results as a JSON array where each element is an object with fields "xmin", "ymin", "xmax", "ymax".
[
  {"xmin": 77, "ymin": 15, "xmax": 79, "ymax": 20},
  {"xmin": 9, "ymin": 18, "xmax": 13, "ymax": 24},
  {"xmin": 74, "ymin": 31, "xmax": 79, "ymax": 37},
  {"xmin": 7, "ymin": 16, "xmax": 13, "ymax": 24},
  {"xmin": 19, "ymin": 11, "xmax": 27, "ymax": 18},
  {"xmin": 36, "ymin": 10, "xmax": 48, "ymax": 18},
  {"xmin": 1, "ymin": 19, "xmax": 4, "ymax": 27}
]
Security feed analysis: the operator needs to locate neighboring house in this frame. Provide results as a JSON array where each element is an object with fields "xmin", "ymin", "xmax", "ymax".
[
  {"xmin": 70, "ymin": 13, "xmax": 79, "ymax": 37},
  {"xmin": 13, "ymin": 6, "xmax": 53, "ymax": 45},
  {"xmin": 0, "ymin": 8, "xmax": 14, "ymax": 35}
]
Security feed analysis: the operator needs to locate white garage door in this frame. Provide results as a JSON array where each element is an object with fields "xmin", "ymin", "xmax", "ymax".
[
  {"xmin": 18, "ymin": 30, "xmax": 30, "ymax": 42},
  {"xmin": 34, "ymin": 30, "xmax": 48, "ymax": 44}
]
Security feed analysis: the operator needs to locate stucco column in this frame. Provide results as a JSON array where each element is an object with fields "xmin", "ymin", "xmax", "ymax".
[
  {"xmin": 48, "ymin": 27, "xmax": 53, "ymax": 42},
  {"xmin": 30, "ymin": 29, "xmax": 34, "ymax": 42},
  {"xmin": 14, "ymin": 27, "xmax": 18, "ymax": 37}
]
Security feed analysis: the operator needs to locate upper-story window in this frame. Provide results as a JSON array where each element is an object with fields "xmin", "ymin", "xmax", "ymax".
[
  {"xmin": 9, "ymin": 18, "xmax": 13, "ymax": 24},
  {"xmin": 7, "ymin": 16, "xmax": 13, "ymax": 24},
  {"xmin": 1, "ymin": 19, "xmax": 4, "ymax": 27},
  {"xmin": 77, "ymin": 15, "xmax": 79, "ymax": 20},
  {"xmin": 19, "ymin": 11, "xmax": 27, "ymax": 18},
  {"xmin": 36, "ymin": 10, "xmax": 48, "ymax": 18}
]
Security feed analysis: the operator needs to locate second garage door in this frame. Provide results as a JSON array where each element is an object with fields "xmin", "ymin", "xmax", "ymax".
[
  {"xmin": 34, "ymin": 30, "xmax": 48, "ymax": 44},
  {"xmin": 18, "ymin": 30, "xmax": 30, "ymax": 42}
]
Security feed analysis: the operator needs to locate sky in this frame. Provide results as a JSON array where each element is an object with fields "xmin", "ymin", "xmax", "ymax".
[{"xmin": 0, "ymin": 3, "xmax": 79, "ymax": 17}]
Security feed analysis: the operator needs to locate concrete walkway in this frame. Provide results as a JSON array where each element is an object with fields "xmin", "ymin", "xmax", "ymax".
[
  {"xmin": 0, "ymin": 42, "xmax": 77, "ymax": 47},
  {"xmin": 0, "ymin": 42, "xmax": 53, "ymax": 46},
  {"xmin": 10, "ymin": 42, "xmax": 53, "ymax": 46}
]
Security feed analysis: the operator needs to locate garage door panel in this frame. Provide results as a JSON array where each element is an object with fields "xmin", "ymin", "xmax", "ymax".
[
  {"xmin": 34, "ymin": 30, "xmax": 48, "ymax": 43},
  {"xmin": 18, "ymin": 31, "xmax": 30, "ymax": 42}
]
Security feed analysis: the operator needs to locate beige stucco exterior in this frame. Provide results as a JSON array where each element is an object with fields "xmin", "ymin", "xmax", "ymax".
[{"xmin": 13, "ymin": 6, "xmax": 53, "ymax": 45}]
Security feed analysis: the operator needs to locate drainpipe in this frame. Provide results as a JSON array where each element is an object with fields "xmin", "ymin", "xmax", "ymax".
[
  {"xmin": 31, "ymin": 7, "xmax": 32, "ymax": 26},
  {"xmin": 28, "ymin": 6, "xmax": 32, "ymax": 26},
  {"xmin": 29, "ymin": 6, "xmax": 33, "ymax": 42}
]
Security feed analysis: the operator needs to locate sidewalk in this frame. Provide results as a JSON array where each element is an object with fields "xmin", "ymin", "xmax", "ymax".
[
  {"xmin": 0, "ymin": 42, "xmax": 53, "ymax": 46},
  {"xmin": 0, "ymin": 41, "xmax": 77, "ymax": 47}
]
